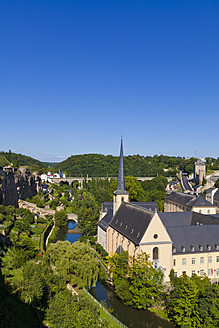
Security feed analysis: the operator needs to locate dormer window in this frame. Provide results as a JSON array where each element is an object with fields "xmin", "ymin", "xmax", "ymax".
[
  {"xmin": 131, "ymin": 229, "xmax": 134, "ymax": 234},
  {"xmin": 207, "ymin": 245, "xmax": 211, "ymax": 251},
  {"xmin": 120, "ymin": 222, "xmax": 123, "ymax": 226},
  {"xmin": 199, "ymin": 245, "xmax": 203, "ymax": 251},
  {"xmin": 215, "ymin": 244, "xmax": 219, "ymax": 250},
  {"xmin": 125, "ymin": 225, "xmax": 128, "ymax": 230},
  {"xmin": 181, "ymin": 246, "xmax": 185, "ymax": 252},
  {"xmin": 137, "ymin": 232, "xmax": 140, "ymax": 238},
  {"xmin": 116, "ymin": 220, "xmax": 118, "ymax": 224},
  {"xmin": 190, "ymin": 246, "xmax": 195, "ymax": 252},
  {"xmin": 173, "ymin": 247, "xmax": 176, "ymax": 253}
]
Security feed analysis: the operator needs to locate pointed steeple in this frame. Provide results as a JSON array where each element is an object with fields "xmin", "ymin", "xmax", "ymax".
[
  {"xmin": 117, "ymin": 137, "xmax": 125, "ymax": 192},
  {"xmin": 113, "ymin": 137, "xmax": 129, "ymax": 215}
]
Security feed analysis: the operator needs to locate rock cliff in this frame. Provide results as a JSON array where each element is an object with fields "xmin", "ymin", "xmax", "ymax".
[{"xmin": 0, "ymin": 166, "xmax": 41, "ymax": 207}]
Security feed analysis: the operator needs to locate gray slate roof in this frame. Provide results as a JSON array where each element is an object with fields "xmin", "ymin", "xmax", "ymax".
[
  {"xmin": 159, "ymin": 212, "xmax": 193, "ymax": 227},
  {"xmin": 102, "ymin": 202, "xmax": 113, "ymax": 213},
  {"xmin": 131, "ymin": 202, "xmax": 159, "ymax": 212},
  {"xmin": 159, "ymin": 211, "xmax": 219, "ymax": 228},
  {"xmin": 189, "ymin": 196, "xmax": 215, "ymax": 207},
  {"xmin": 109, "ymin": 202, "xmax": 154, "ymax": 245},
  {"xmin": 165, "ymin": 191, "xmax": 214, "ymax": 207},
  {"xmin": 98, "ymin": 208, "xmax": 113, "ymax": 231},
  {"xmin": 167, "ymin": 225, "xmax": 219, "ymax": 254}
]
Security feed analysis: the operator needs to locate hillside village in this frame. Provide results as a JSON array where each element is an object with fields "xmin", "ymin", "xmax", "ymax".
[{"xmin": 1, "ymin": 145, "xmax": 219, "ymax": 327}]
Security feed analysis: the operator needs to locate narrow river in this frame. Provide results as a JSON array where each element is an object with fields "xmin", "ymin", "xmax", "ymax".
[{"xmin": 59, "ymin": 221, "xmax": 174, "ymax": 328}]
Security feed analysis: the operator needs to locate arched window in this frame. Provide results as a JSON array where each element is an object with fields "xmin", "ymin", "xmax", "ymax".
[
  {"xmin": 153, "ymin": 247, "xmax": 159, "ymax": 260},
  {"xmin": 121, "ymin": 197, "xmax": 124, "ymax": 202}
]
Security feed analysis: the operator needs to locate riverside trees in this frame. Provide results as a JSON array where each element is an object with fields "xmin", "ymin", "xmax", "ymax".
[
  {"xmin": 107, "ymin": 252, "xmax": 219, "ymax": 327},
  {"xmin": 168, "ymin": 273, "xmax": 219, "ymax": 328},
  {"xmin": 1, "ymin": 235, "xmax": 108, "ymax": 327},
  {"xmin": 107, "ymin": 251, "xmax": 164, "ymax": 310},
  {"xmin": 45, "ymin": 241, "xmax": 99, "ymax": 289}
]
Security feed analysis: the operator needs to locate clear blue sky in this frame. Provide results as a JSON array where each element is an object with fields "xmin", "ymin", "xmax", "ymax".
[{"xmin": 1, "ymin": 0, "xmax": 218, "ymax": 162}]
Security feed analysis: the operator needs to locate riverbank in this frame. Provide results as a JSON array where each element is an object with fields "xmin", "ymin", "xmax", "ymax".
[
  {"xmin": 67, "ymin": 224, "xmax": 81, "ymax": 234},
  {"xmin": 90, "ymin": 281, "xmax": 174, "ymax": 328}
]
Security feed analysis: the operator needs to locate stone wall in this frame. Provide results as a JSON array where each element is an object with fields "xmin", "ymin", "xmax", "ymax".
[{"xmin": 0, "ymin": 166, "xmax": 41, "ymax": 207}]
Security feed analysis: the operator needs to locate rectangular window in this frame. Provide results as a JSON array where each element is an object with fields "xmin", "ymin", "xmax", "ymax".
[
  {"xmin": 174, "ymin": 272, "xmax": 177, "ymax": 277},
  {"xmin": 192, "ymin": 270, "xmax": 195, "ymax": 275},
  {"xmin": 200, "ymin": 257, "xmax": 204, "ymax": 264},
  {"xmin": 182, "ymin": 258, "xmax": 186, "ymax": 265},
  {"xmin": 208, "ymin": 269, "xmax": 213, "ymax": 276},
  {"xmin": 192, "ymin": 258, "xmax": 195, "ymax": 265},
  {"xmin": 209, "ymin": 256, "xmax": 212, "ymax": 263},
  {"xmin": 200, "ymin": 270, "xmax": 204, "ymax": 277},
  {"xmin": 217, "ymin": 256, "xmax": 219, "ymax": 262}
]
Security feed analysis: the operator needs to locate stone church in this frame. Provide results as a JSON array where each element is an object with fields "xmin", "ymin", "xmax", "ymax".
[{"xmin": 98, "ymin": 139, "xmax": 219, "ymax": 282}]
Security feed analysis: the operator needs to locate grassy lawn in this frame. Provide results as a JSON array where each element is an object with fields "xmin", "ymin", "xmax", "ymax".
[{"xmin": 99, "ymin": 307, "xmax": 121, "ymax": 328}]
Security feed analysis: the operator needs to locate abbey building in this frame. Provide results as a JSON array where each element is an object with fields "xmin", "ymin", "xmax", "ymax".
[{"xmin": 97, "ymin": 139, "xmax": 219, "ymax": 282}]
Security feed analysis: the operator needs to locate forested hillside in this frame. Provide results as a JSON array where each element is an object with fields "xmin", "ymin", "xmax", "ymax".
[
  {"xmin": 55, "ymin": 154, "xmax": 198, "ymax": 177},
  {"xmin": 0, "ymin": 151, "xmax": 47, "ymax": 171}
]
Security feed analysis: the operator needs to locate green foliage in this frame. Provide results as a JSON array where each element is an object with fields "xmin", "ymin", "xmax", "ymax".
[
  {"xmin": 215, "ymin": 178, "xmax": 219, "ymax": 188},
  {"xmin": 108, "ymin": 251, "xmax": 164, "ymax": 309},
  {"xmin": 167, "ymin": 274, "xmax": 219, "ymax": 328},
  {"xmin": 45, "ymin": 290, "xmax": 109, "ymax": 328},
  {"xmin": 46, "ymin": 241, "xmax": 99, "ymax": 289},
  {"xmin": 0, "ymin": 155, "xmax": 10, "ymax": 167},
  {"xmin": 55, "ymin": 153, "xmax": 198, "ymax": 177},
  {"xmin": 13, "ymin": 261, "xmax": 46, "ymax": 305},
  {"xmin": 111, "ymin": 176, "xmax": 146, "ymax": 201},
  {"xmin": 54, "ymin": 209, "xmax": 68, "ymax": 229},
  {"xmin": 72, "ymin": 191, "xmax": 100, "ymax": 236},
  {"xmin": 140, "ymin": 176, "xmax": 168, "ymax": 210},
  {"xmin": 2, "ymin": 236, "xmax": 37, "ymax": 273},
  {"xmin": 0, "ymin": 151, "xmax": 47, "ymax": 171},
  {"xmin": 83, "ymin": 178, "xmax": 112, "ymax": 205}
]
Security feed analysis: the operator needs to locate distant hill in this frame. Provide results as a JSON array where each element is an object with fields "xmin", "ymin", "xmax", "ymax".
[
  {"xmin": 54, "ymin": 154, "xmax": 197, "ymax": 177},
  {"xmin": 0, "ymin": 151, "xmax": 47, "ymax": 170}
]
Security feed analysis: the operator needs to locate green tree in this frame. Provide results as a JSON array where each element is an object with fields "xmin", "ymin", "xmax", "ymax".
[
  {"xmin": 54, "ymin": 209, "xmax": 68, "ymax": 228},
  {"xmin": 45, "ymin": 290, "xmax": 109, "ymax": 328},
  {"xmin": 72, "ymin": 191, "xmax": 100, "ymax": 236},
  {"xmin": 110, "ymin": 176, "xmax": 146, "ymax": 202},
  {"xmin": 168, "ymin": 274, "xmax": 201, "ymax": 327},
  {"xmin": 46, "ymin": 241, "xmax": 99, "ymax": 289},
  {"xmin": 198, "ymin": 283, "xmax": 219, "ymax": 327},
  {"xmin": 108, "ymin": 251, "xmax": 164, "ymax": 309}
]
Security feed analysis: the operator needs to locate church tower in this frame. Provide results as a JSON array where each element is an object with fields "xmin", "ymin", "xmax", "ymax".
[{"xmin": 113, "ymin": 137, "xmax": 129, "ymax": 215}]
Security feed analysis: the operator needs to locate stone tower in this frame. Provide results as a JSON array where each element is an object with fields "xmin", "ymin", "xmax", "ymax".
[
  {"xmin": 113, "ymin": 137, "xmax": 129, "ymax": 215},
  {"xmin": 194, "ymin": 159, "xmax": 206, "ymax": 185}
]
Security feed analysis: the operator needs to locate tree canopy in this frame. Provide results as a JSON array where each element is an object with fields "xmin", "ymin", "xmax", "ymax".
[{"xmin": 107, "ymin": 251, "xmax": 164, "ymax": 309}]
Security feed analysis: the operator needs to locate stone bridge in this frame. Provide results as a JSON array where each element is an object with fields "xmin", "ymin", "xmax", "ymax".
[{"xmin": 50, "ymin": 176, "xmax": 173, "ymax": 188}]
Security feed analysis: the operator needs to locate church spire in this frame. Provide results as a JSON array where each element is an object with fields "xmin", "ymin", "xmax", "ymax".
[
  {"xmin": 113, "ymin": 137, "xmax": 129, "ymax": 215},
  {"xmin": 117, "ymin": 137, "xmax": 125, "ymax": 192}
]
